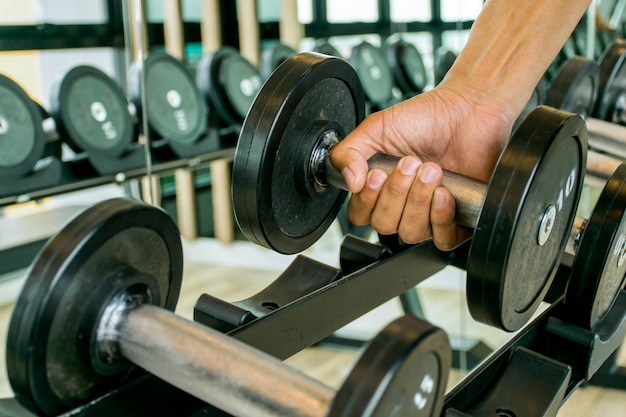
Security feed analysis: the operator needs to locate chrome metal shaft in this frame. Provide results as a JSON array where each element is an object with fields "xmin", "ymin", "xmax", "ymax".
[{"xmin": 117, "ymin": 304, "xmax": 334, "ymax": 417}]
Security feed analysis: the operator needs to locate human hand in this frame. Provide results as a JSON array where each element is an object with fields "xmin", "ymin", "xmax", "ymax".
[{"xmin": 329, "ymin": 83, "xmax": 513, "ymax": 250}]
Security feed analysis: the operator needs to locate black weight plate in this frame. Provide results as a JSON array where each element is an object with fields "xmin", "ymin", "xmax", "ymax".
[
  {"xmin": 327, "ymin": 315, "xmax": 450, "ymax": 417},
  {"xmin": 564, "ymin": 162, "xmax": 626, "ymax": 331},
  {"xmin": 197, "ymin": 47, "xmax": 262, "ymax": 126},
  {"xmin": 515, "ymin": 76, "xmax": 547, "ymax": 129},
  {"xmin": 128, "ymin": 52, "xmax": 207, "ymax": 145},
  {"xmin": 233, "ymin": 53, "xmax": 365, "ymax": 254},
  {"xmin": 6, "ymin": 198, "xmax": 183, "ymax": 416},
  {"xmin": 546, "ymin": 56, "xmax": 599, "ymax": 116},
  {"xmin": 50, "ymin": 66, "xmax": 134, "ymax": 157},
  {"xmin": 467, "ymin": 106, "xmax": 587, "ymax": 331},
  {"xmin": 384, "ymin": 36, "xmax": 428, "ymax": 94},
  {"xmin": 350, "ymin": 41, "xmax": 394, "ymax": 106},
  {"xmin": 260, "ymin": 42, "xmax": 298, "ymax": 79},
  {"xmin": 595, "ymin": 39, "xmax": 626, "ymax": 121},
  {"xmin": 312, "ymin": 39, "xmax": 343, "ymax": 58},
  {"xmin": 0, "ymin": 74, "xmax": 45, "ymax": 178},
  {"xmin": 434, "ymin": 47, "xmax": 457, "ymax": 85}
]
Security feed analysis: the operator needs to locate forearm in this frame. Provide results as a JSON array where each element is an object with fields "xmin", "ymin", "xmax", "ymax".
[{"xmin": 444, "ymin": 0, "xmax": 591, "ymax": 121}]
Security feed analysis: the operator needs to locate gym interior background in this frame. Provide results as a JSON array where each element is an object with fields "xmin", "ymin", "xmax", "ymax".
[{"xmin": 1, "ymin": 1, "xmax": 626, "ymax": 416}]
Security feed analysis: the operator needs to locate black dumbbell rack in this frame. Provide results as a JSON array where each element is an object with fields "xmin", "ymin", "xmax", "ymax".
[{"xmin": 1, "ymin": 235, "xmax": 624, "ymax": 417}]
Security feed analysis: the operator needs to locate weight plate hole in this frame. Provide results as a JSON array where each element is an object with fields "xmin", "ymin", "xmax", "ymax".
[
  {"xmin": 261, "ymin": 302, "xmax": 280, "ymax": 311},
  {"xmin": 495, "ymin": 408, "xmax": 516, "ymax": 417}
]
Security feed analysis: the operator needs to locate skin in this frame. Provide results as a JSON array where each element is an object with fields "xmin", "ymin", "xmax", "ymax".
[{"xmin": 330, "ymin": 0, "xmax": 592, "ymax": 251}]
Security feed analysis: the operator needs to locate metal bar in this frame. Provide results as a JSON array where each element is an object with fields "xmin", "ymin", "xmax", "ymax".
[
  {"xmin": 587, "ymin": 117, "xmax": 626, "ymax": 160},
  {"xmin": 118, "ymin": 304, "xmax": 334, "ymax": 417}
]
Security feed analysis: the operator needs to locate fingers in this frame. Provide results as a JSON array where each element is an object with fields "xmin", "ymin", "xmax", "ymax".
[{"xmin": 347, "ymin": 159, "xmax": 468, "ymax": 251}]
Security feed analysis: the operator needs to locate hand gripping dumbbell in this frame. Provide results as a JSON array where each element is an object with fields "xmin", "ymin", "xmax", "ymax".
[
  {"xmin": 232, "ymin": 52, "xmax": 588, "ymax": 332},
  {"xmin": 6, "ymin": 198, "xmax": 451, "ymax": 417}
]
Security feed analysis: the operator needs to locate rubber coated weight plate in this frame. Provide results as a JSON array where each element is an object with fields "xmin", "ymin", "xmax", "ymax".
[
  {"xmin": 128, "ymin": 52, "xmax": 207, "ymax": 145},
  {"xmin": 233, "ymin": 53, "xmax": 364, "ymax": 254},
  {"xmin": 312, "ymin": 39, "xmax": 343, "ymax": 58},
  {"xmin": 595, "ymin": 39, "xmax": 626, "ymax": 121},
  {"xmin": 260, "ymin": 43, "xmax": 298, "ymax": 79},
  {"xmin": 515, "ymin": 77, "xmax": 547, "ymax": 129},
  {"xmin": 384, "ymin": 36, "xmax": 428, "ymax": 94},
  {"xmin": 434, "ymin": 47, "xmax": 457, "ymax": 85},
  {"xmin": 546, "ymin": 56, "xmax": 599, "ymax": 116},
  {"xmin": 6, "ymin": 198, "xmax": 183, "ymax": 416},
  {"xmin": 197, "ymin": 47, "xmax": 262, "ymax": 126},
  {"xmin": 564, "ymin": 163, "xmax": 626, "ymax": 332},
  {"xmin": 350, "ymin": 42, "xmax": 394, "ymax": 106},
  {"xmin": 327, "ymin": 315, "xmax": 450, "ymax": 417},
  {"xmin": 467, "ymin": 106, "xmax": 587, "ymax": 331},
  {"xmin": 0, "ymin": 74, "xmax": 45, "ymax": 178},
  {"xmin": 50, "ymin": 66, "xmax": 133, "ymax": 157}
]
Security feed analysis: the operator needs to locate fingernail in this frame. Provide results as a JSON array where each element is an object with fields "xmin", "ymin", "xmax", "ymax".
[
  {"xmin": 400, "ymin": 157, "xmax": 420, "ymax": 176},
  {"xmin": 433, "ymin": 189, "xmax": 446, "ymax": 209},
  {"xmin": 342, "ymin": 167, "xmax": 355, "ymax": 188},
  {"xmin": 419, "ymin": 165, "xmax": 437, "ymax": 184},
  {"xmin": 367, "ymin": 170, "xmax": 386, "ymax": 190}
]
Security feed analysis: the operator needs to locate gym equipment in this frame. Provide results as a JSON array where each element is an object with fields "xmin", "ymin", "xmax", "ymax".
[
  {"xmin": 514, "ymin": 76, "xmax": 547, "ymax": 130},
  {"xmin": 349, "ymin": 41, "xmax": 395, "ymax": 110},
  {"xmin": 128, "ymin": 52, "xmax": 217, "ymax": 160},
  {"xmin": 595, "ymin": 39, "xmax": 626, "ymax": 122},
  {"xmin": 260, "ymin": 42, "xmax": 298, "ymax": 80},
  {"xmin": 49, "ymin": 65, "xmax": 146, "ymax": 175},
  {"xmin": 232, "ymin": 52, "xmax": 587, "ymax": 332},
  {"xmin": 197, "ymin": 47, "xmax": 263, "ymax": 129},
  {"xmin": 383, "ymin": 35, "xmax": 428, "ymax": 95},
  {"xmin": 0, "ymin": 73, "xmax": 63, "ymax": 195},
  {"xmin": 311, "ymin": 39, "xmax": 343, "ymax": 58},
  {"xmin": 546, "ymin": 55, "xmax": 626, "ymax": 160},
  {"xmin": 434, "ymin": 47, "xmax": 457, "ymax": 85},
  {"xmin": 6, "ymin": 198, "xmax": 451, "ymax": 417}
]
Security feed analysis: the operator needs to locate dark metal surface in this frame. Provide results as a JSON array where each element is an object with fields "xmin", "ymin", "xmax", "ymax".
[
  {"xmin": 49, "ymin": 65, "xmax": 134, "ymax": 157},
  {"xmin": 466, "ymin": 107, "xmax": 587, "ymax": 331},
  {"xmin": 6, "ymin": 199, "xmax": 183, "ymax": 416},
  {"xmin": 259, "ymin": 42, "xmax": 298, "ymax": 80}
]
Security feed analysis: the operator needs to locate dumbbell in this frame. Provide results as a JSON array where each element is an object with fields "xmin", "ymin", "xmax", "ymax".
[
  {"xmin": 232, "ymin": 52, "xmax": 587, "ymax": 332},
  {"xmin": 593, "ymin": 38, "xmax": 626, "ymax": 123},
  {"xmin": 0, "ymin": 74, "xmax": 49, "ymax": 179},
  {"xmin": 311, "ymin": 39, "xmax": 343, "ymax": 58},
  {"xmin": 197, "ymin": 46, "xmax": 263, "ymax": 129},
  {"xmin": 433, "ymin": 47, "xmax": 457, "ymax": 85},
  {"xmin": 546, "ymin": 55, "xmax": 626, "ymax": 160},
  {"xmin": 127, "ymin": 52, "xmax": 209, "ymax": 157},
  {"xmin": 557, "ymin": 153, "xmax": 626, "ymax": 332},
  {"xmin": 6, "ymin": 198, "xmax": 451, "ymax": 417},
  {"xmin": 383, "ymin": 35, "xmax": 429, "ymax": 96},
  {"xmin": 260, "ymin": 42, "xmax": 298, "ymax": 80},
  {"xmin": 349, "ymin": 41, "xmax": 396, "ymax": 110}
]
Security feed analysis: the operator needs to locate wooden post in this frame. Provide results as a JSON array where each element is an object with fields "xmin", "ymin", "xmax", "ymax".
[
  {"xmin": 237, "ymin": 0, "xmax": 260, "ymax": 65},
  {"xmin": 280, "ymin": 0, "xmax": 302, "ymax": 50},
  {"xmin": 201, "ymin": 0, "xmax": 222, "ymax": 53}
]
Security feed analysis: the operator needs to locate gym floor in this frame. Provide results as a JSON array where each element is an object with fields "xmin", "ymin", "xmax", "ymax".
[{"xmin": 0, "ymin": 229, "xmax": 625, "ymax": 416}]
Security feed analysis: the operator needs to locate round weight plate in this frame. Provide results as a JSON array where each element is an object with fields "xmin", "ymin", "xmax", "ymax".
[
  {"xmin": 595, "ymin": 39, "xmax": 626, "ymax": 121},
  {"xmin": 434, "ymin": 48, "xmax": 457, "ymax": 85},
  {"xmin": 7, "ymin": 198, "xmax": 183, "ymax": 416},
  {"xmin": 564, "ymin": 162, "xmax": 626, "ymax": 332},
  {"xmin": 312, "ymin": 39, "xmax": 343, "ymax": 58},
  {"xmin": 0, "ymin": 74, "xmax": 45, "ymax": 179},
  {"xmin": 50, "ymin": 66, "xmax": 134, "ymax": 157},
  {"xmin": 467, "ymin": 106, "xmax": 587, "ymax": 331},
  {"xmin": 350, "ymin": 41, "xmax": 394, "ymax": 106},
  {"xmin": 232, "ymin": 53, "xmax": 364, "ymax": 254},
  {"xmin": 128, "ymin": 52, "xmax": 207, "ymax": 145},
  {"xmin": 384, "ymin": 36, "xmax": 428, "ymax": 94},
  {"xmin": 197, "ymin": 47, "xmax": 262, "ymax": 126},
  {"xmin": 546, "ymin": 56, "xmax": 599, "ymax": 116},
  {"xmin": 515, "ymin": 76, "xmax": 547, "ymax": 129},
  {"xmin": 260, "ymin": 43, "xmax": 298, "ymax": 79},
  {"xmin": 327, "ymin": 315, "xmax": 450, "ymax": 417}
]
